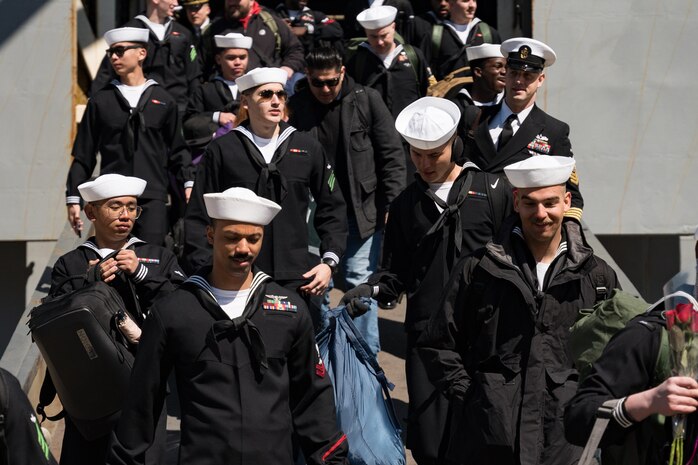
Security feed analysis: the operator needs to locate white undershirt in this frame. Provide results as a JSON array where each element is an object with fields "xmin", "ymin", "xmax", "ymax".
[
  {"xmin": 98, "ymin": 247, "xmax": 117, "ymax": 258},
  {"xmin": 223, "ymin": 79, "xmax": 239, "ymax": 100},
  {"xmin": 536, "ymin": 262, "xmax": 551, "ymax": 291},
  {"xmin": 488, "ymin": 101, "xmax": 535, "ymax": 147},
  {"xmin": 252, "ymin": 133, "xmax": 279, "ymax": 164},
  {"xmin": 428, "ymin": 181, "xmax": 455, "ymax": 213},
  {"xmin": 138, "ymin": 16, "xmax": 168, "ymax": 41},
  {"xmin": 115, "ymin": 82, "xmax": 147, "ymax": 108},
  {"xmin": 210, "ymin": 286, "xmax": 251, "ymax": 320}
]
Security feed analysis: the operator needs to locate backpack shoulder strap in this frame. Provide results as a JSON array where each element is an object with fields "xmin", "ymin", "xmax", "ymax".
[
  {"xmin": 352, "ymin": 87, "xmax": 371, "ymax": 128},
  {"xmin": 652, "ymin": 326, "xmax": 671, "ymax": 386},
  {"xmin": 258, "ymin": 10, "xmax": 281, "ymax": 57},
  {"xmin": 589, "ymin": 267, "xmax": 610, "ymax": 304},
  {"xmin": 36, "ymin": 369, "xmax": 65, "ymax": 424},
  {"xmin": 431, "ymin": 24, "xmax": 443, "ymax": 60},
  {"xmin": 401, "ymin": 44, "xmax": 421, "ymax": 85},
  {"xmin": 477, "ymin": 22, "xmax": 492, "ymax": 43}
]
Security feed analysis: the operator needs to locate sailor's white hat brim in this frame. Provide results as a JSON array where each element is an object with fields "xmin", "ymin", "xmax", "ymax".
[
  {"xmin": 204, "ymin": 187, "xmax": 281, "ymax": 226},
  {"xmin": 504, "ymin": 156, "xmax": 575, "ymax": 188},
  {"xmin": 466, "ymin": 43, "xmax": 505, "ymax": 62},
  {"xmin": 357, "ymin": 5, "xmax": 397, "ymax": 30},
  {"xmin": 214, "ymin": 33, "xmax": 253, "ymax": 50},
  {"xmin": 104, "ymin": 27, "xmax": 149, "ymax": 47},
  {"xmin": 78, "ymin": 174, "xmax": 147, "ymax": 202},
  {"xmin": 236, "ymin": 67, "xmax": 288, "ymax": 93},
  {"xmin": 395, "ymin": 97, "xmax": 461, "ymax": 150}
]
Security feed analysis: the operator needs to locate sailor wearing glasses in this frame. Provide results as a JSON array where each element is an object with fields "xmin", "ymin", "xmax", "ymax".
[
  {"xmin": 184, "ymin": 67, "xmax": 347, "ymax": 319},
  {"xmin": 66, "ymin": 27, "xmax": 194, "ymax": 246},
  {"xmin": 49, "ymin": 173, "xmax": 185, "ymax": 465},
  {"xmin": 288, "ymin": 46, "xmax": 405, "ymax": 354}
]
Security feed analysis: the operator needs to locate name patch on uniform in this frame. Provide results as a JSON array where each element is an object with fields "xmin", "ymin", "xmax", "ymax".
[
  {"xmin": 138, "ymin": 257, "xmax": 160, "ymax": 264},
  {"xmin": 263, "ymin": 295, "xmax": 297, "ymax": 313},
  {"xmin": 151, "ymin": 99, "xmax": 167, "ymax": 106},
  {"xmin": 289, "ymin": 148, "xmax": 308, "ymax": 154},
  {"xmin": 527, "ymin": 134, "xmax": 551, "ymax": 154},
  {"xmin": 467, "ymin": 190, "xmax": 488, "ymax": 199}
]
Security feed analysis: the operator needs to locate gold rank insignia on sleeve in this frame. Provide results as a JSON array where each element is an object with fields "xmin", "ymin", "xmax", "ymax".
[{"xmin": 569, "ymin": 168, "xmax": 579, "ymax": 186}]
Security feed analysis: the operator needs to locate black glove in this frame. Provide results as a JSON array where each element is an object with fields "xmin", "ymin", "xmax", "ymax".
[{"xmin": 341, "ymin": 284, "xmax": 374, "ymax": 318}]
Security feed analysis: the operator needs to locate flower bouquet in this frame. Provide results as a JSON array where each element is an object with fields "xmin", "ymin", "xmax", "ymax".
[{"xmin": 666, "ymin": 296, "xmax": 698, "ymax": 465}]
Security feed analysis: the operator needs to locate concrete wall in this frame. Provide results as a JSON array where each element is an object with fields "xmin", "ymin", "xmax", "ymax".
[
  {"xmin": 533, "ymin": 0, "xmax": 698, "ymax": 235},
  {"xmin": 1, "ymin": 0, "xmax": 74, "ymax": 241}
]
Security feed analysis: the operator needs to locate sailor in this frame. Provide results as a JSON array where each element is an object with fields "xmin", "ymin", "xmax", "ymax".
[
  {"xmin": 452, "ymin": 43, "xmax": 505, "ymax": 108},
  {"xmin": 183, "ymin": 67, "xmax": 347, "ymax": 310},
  {"xmin": 180, "ymin": 0, "xmax": 214, "ymax": 56},
  {"xmin": 341, "ymin": 96, "xmax": 512, "ymax": 465},
  {"xmin": 184, "ymin": 32, "xmax": 252, "ymax": 143},
  {"xmin": 90, "ymin": 0, "xmax": 202, "ymax": 114},
  {"xmin": 67, "ymin": 27, "xmax": 194, "ymax": 246},
  {"xmin": 107, "ymin": 187, "xmax": 349, "ymax": 464},
  {"xmin": 346, "ymin": 5, "xmax": 433, "ymax": 121},
  {"xmin": 462, "ymin": 37, "xmax": 584, "ymax": 222},
  {"xmin": 417, "ymin": 155, "xmax": 619, "ymax": 465},
  {"xmin": 50, "ymin": 174, "xmax": 185, "ymax": 465}
]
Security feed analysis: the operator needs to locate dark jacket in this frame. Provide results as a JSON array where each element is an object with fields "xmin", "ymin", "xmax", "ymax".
[
  {"xmin": 107, "ymin": 270, "xmax": 349, "ymax": 465},
  {"xmin": 461, "ymin": 103, "xmax": 584, "ymax": 220},
  {"xmin": 367, "ymin": 158, "xmax": 512, "ymax": 461},
  {"xmin": 0, "ymin": 368, "xmax": 58, "ymax": 465},
  {"xmin": 66, "ymin": 82, "xmax": 194, "ymax": 203},
  {"xmin": 422, "ymin": 20, "xmax": 501, "ymax": 80},
  {"xmin": 91, "ymin": 16, "xmax": 202, "ymax": 112},
  {"xmin": 564, "ymin": 313, "xmax": 681, "ymax": 465},
  {"xmin": 202, "ymin": 7, "xmax": 305, "ymax": 79},
  {"xmin": 288, "ymin": 77, "xmax": 406, "ymax": 239},
  {"xmin": 346, "ymin": 42, "xmax": 432, "ymax": 119},
  {"xmin": 417, "ymin": 217, "xmax": 619, "ymax": 465},
  {"xmin": 183, "ymin": 76, "xmax": 241, "ymax": 144},
  {"xmin": 183, "ymin": 122, "xmax": 348, "ymax": 279}
]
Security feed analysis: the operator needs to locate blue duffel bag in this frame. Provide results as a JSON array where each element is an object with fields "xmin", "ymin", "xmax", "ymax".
[{"xmin": 316, "ymin": 305, "xmax": 406, "ymax": 465}]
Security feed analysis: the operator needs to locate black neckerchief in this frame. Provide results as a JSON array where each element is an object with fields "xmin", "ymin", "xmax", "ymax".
[{"xmin": 182, "ymin": 268, "xmax": 272, "ymax": 380}]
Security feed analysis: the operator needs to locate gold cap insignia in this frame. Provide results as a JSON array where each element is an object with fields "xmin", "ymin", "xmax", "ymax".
[{"xmin": 519, "ymin": 46, "xmax": 530, "ymax": 59}]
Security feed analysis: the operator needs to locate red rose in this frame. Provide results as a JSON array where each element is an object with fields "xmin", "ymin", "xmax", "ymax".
[
  {"xmin": 666, "ymin": 309, "xmax": 676, "ymax": 329},
  {"xmin": 676, "ymin": 303, "xmax": 694, "ymax": 324}
]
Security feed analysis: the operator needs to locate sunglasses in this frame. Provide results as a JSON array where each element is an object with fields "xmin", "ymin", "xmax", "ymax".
[
  {"xmin": 106, "ymin": 45, "xmax": 143, "ymax": 58},
  {"xmin": 185, "ymin": 3, "xmax": 205, "ymax": 12},
  {"xmin": 256, "ymin": 89, "xmax": 288, "ymax": 101},
  {"xmin": 310, "ymin": 77, "xmax": 341, "ymax": 88}
]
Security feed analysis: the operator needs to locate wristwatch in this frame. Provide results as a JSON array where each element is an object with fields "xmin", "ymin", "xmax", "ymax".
[{"xmin": 321, "ymin": 257, "xmax": 338, "ymax": 275}]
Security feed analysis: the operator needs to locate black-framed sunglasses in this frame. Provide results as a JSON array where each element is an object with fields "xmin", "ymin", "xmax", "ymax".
[
  {"xmin": 256, "ymin": 89, "xmax": 288, "ymax": 101},
  {"xmin": 106, "ymin": 45, "xmax": 143, "ymax": 58},
  {"xmin": 184, "ymin": 3, "xmax": 205, "ymax": 12},
  {"xmin": 310, "ymin": 77, "xmax": 341, "ymax": 88}
]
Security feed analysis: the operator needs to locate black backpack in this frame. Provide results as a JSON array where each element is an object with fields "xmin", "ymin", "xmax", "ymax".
[{"xmin": 28, "ymin": 252, "xmax": 141, "ymax": 441}]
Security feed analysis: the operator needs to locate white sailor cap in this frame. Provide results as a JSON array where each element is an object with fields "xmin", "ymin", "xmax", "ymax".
[
  {"xmin": 104, "ymin": 27, "xmax": 149, "ymax": 47},
  {"xmin": 395, "ymin": 97, "xmax": 460, "ymax": 150},
  {"xmin": 204, "ymin": 187, "xmax": 281, "ymax": 226},
  {"xmin": 357, "ymin": 5, "xmax": 397, "ymax": 30},
  {"xmin": 504, "ymin": 156, "xmax": 575, "ymax": 188},
  {"xmin": 466, "ymin": 43, "xmax": 505, "ymax": 62},
  {"xmin": 236, "ymin": 67, "xmax": 288, "ymax": 93},
  {"xmin": 214, "ymin": 33, "xmax": 253, "ymax": 50},
  {"xmin": 78, "ymin": 174, "xmax": 147, "ymax": 202},
  {"xmin": 501, "ymin": 38, "xmax": 556, "ymax": 71}
]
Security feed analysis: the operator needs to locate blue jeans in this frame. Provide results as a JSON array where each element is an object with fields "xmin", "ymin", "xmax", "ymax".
[{"xmin": 322, "ymin": 217, "xmax": 382, "ymax": 355}]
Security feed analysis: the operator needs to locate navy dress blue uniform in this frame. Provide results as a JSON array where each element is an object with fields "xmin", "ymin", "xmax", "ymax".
[
  {"xmin": 183, "ymin": 122, "xmax": 347, "ymax": 282},
  {"xmin": 107, "ymin": 269, "xmax": 349, "ymax": 465},
  {"xmin": 368, "ymin": 155, "xmax": 512, "ymax": 464},
  {"xmin": 66, "ymin": 82, "xmax": 194, "ymax": 245},
  {"xmin": 462, "ymin": 103, "xmax": 584, "ymax": 221},
  {"xmin": 48, "ymin": 236, "xmax": 186, "ymax": 465},
  {"xmin": 91, "ymin": 17, "xmax": 202, "ymax": 113},
  {"xmin": 183, "ymin": 76, "xmax": 241, "ymax": 144}
]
